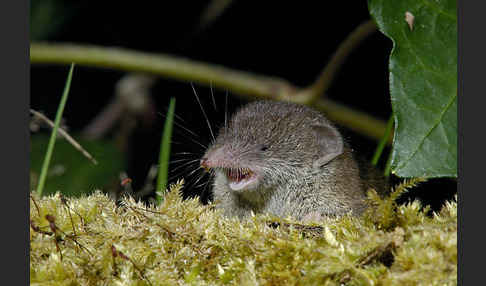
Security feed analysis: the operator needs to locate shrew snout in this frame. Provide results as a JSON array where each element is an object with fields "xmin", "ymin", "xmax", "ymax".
[{"xmin": 200, "ymin": 153, "xmax": 259, "ymax": 191}]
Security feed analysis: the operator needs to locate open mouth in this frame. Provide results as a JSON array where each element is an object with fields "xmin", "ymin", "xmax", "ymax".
[{"xmin": 223, "ymin": 168, "xmax": 258, "ymax": 191}]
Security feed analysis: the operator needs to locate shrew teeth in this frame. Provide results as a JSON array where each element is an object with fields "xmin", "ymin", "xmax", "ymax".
[{"xmin": 222, "ymin": 167, "xmax": 253, "ymax": 181}]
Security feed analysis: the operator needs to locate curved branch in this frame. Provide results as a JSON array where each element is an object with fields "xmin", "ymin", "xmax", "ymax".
[
  {"xmin": 305, "ymin": 19, "xmax": 378, "ymax": 103},
  {"xmin": 31, "ymin": 42, "xmax": 292, "ymax": 98},
  {"xmin": 314, "ymin": 99, "xmax": 389, "ymax": 143},
  {"xmin": 30, "ymin": 42, "xmax": 390, "ymax": 143}
]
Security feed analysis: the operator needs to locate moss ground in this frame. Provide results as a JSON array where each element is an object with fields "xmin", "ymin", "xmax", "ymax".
[{"xmin": 30, "ymin": 180, "xmax": 456, "ymax": 285}]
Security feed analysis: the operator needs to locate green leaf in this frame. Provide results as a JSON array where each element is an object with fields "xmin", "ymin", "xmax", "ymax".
[
  {"xmin": 368, "ymin": 0, "xmax": 457, "ymax": 178},
  {"xmin": 31, "ymin": 134, "xmax": 124, "ymax": 197}
]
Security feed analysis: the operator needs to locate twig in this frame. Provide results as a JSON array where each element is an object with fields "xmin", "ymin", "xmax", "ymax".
[
  {"xmin": 30, "ymin": 109, "xmax": 98, "ymax": 165},
  {"xmin": 31, "ymin": 42, "xmax": 285, "ymax": 98},
  {"xmin": 314, "ymin": 99, "xmax": 390, "ymax": 144},
  {"xmin": 111, "ymin": 245, "xmax": 153, "ymax": 286},
  {"xmin": 59, "ymin": 194, "xmax": 88, "ymax": 232},
  {"xmin": 81, "ymin": 98, "xmax": 125, "ymax": 140},
  {"xmin": 30, "ymin": 194, "xmax": 41, "ymax": 217},
  {"xmin": 45, "ymin": 214, "xmax": 63, "ymax": 261},
  {"xmin": 30, "ymin": 219, "xmax": 53, "ymax": 236},
  {"xmin": 304, "ymin": 19, "xmax": 378, "ymax": 103},
  {"xmin": 60, "ymin": 195, "xmax": 77, "ymax": 237},
  {"xmin": 45, "ymin": 214, "xmax": 94, "ymax": 257},
  {"xmin": 197, "ymin": 0, "xmax": 235, "ymax": 32},
  {"xmin": 82, "ymin": 73, "xmax": 156, "ymax": 140},
  {"xmin": 30, "ymin": 28, "xmax": 389, "ymax": 143}
]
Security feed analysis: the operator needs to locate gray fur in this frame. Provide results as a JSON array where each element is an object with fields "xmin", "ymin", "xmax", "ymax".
[{"xmin": 201, "ymin": 100, "xmax": 388, "ymax": 221}]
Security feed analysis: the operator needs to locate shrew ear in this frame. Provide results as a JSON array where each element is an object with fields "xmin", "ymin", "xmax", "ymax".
[{"xmin": 311, "ymin": 124, "xmax": 343, "ymax": 168}]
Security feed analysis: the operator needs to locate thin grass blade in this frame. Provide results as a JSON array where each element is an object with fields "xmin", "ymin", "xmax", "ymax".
[
  {"xmin": 155, "ymin": 97, "xmax": 176, "ymax": 204},
  {"xmin": 36, "ymin": 63, "xmax": 75, "ymax": 196},
  {"xmin": 371, "ymin": 115, "xmax": 394, "ymax": 166}
]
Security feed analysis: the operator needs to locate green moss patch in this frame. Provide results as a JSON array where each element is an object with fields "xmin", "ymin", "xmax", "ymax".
[{"xmin": 30, "ymin": 181, "xmax": 456, "ymax": 285}]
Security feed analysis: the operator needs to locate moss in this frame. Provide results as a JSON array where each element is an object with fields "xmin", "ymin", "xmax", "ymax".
[{"xmin": 30, "ymin": 181, "xmax": 457, "ymax": 285}]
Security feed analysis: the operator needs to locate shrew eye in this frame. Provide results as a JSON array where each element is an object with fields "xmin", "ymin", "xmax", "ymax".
[{"xmin": 260, "ymin": 145, "xmax": 269, "ymax": 151}]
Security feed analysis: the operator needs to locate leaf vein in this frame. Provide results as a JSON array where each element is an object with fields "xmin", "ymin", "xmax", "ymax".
[
  {"xmin": 421, "ymin": 0, "xmax": 456, "ymax": 20},
  {"xmin": 396, "ymin": 92, "xmax": 457, "ymax": 172},
  {"xmin": 400, "ymin": 30, "xmax": 445, "ymax": 78}
]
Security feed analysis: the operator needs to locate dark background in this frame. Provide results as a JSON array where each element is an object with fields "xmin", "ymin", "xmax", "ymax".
[{"xmin": 30, "ymin": 1, "xmax": 456, "ymax": 210}]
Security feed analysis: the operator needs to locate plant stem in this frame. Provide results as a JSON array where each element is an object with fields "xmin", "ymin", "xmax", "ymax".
[
  {"xmin": 314, "ymin": 99, "xmax": 390, "ymax": 145},
  {"xmin": 36, "ymin": 63, "xmax": 75, "ymax": 196},
  {"xmin": 371, "ymin": 115, "xmax": 394, "ymax": 166},
  {"xmin": 31, "ymin": 43, "xmax": 284, "ymax": 98},
  {"xmin": 156, "ymin": 98, "xmax": 176, "ymax": 204},
  {"xmin": 30, "ymin": 109, "xmax": 98, "ymax": 165},
  {"xmin": 306, "ymin": 19, "xmax": 378, "ymax": 103},
  {"xmin": 30, "ymin": 39, "xmax": 389, "ymax": 143},
  {"xmin": 384, "ymin": 152, "xmax": 393, "ymax": 177}
]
